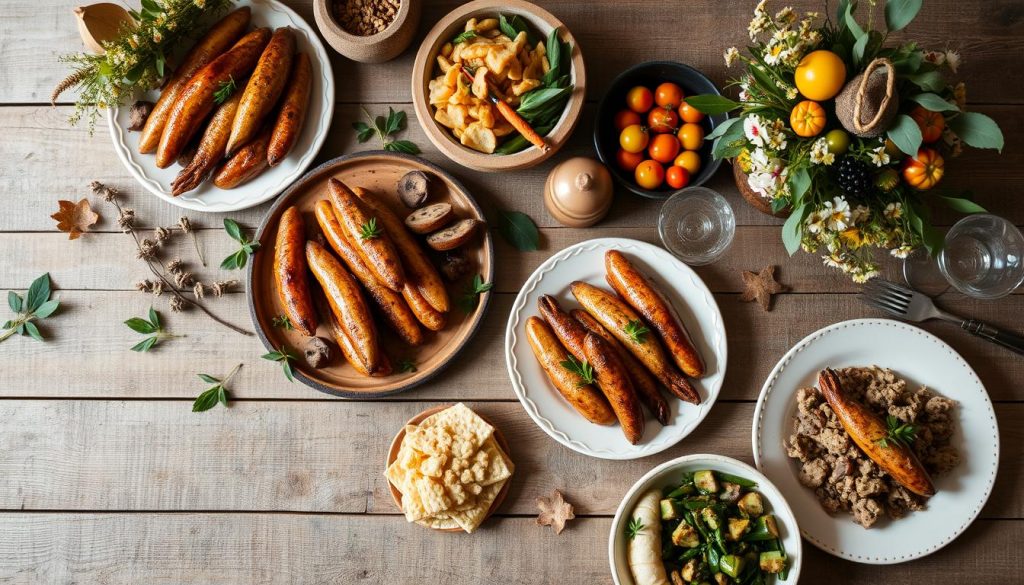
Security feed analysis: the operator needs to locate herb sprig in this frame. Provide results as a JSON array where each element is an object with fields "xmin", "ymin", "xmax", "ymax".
[
  {"xmin": 559, "ymin": 355, "xmax": 595, "ymax": 386},
  {"xmin": 359, "ymin": 217, "xmax": 383, "ymax": 240},
  {"xmin": 451, "ymin": 30, "xmax": 476, "ymax": 44},
  {"xmin": 625, "ymin": 516, "xmax": 645, "ymax": 540},
  {"xmin": 459, "ymin": 274, "xmax": 493, "ymax": 312},
  {"xmin": 193, "ymin": 363, "xmax": 242, "ymax": 412},
  {"xmin": 125, "ymin": 306, "xmax": 182, "ymax": 352},
  {"xmin": 272, "ymin": 314, "xmax": 294, "ymax": 330},
  {"xmin": 220, "ymin": 218, "xmax": 260, "ymax": 270},
  {"xmin": 353, "ymin": 107, "xmax": 420, "ymax": 154},
  {"xmin": 875, "ymin": 415, "xmax": 918, "ymax": 449},
  {"xmin": 624, "ymin": 320, "xmax": 650, "ymax": 344},
  {"xmin": 262, "ymin": 346, "xmax": 297, "ymax": 382},
  {"xmin": 2, "ymin": 273, "xmax": 60, "ymax": 343},
  {"xmin": 213, "ymin": 75, "xmax": 237, "ymax": 105},
  {"xmin": 397, "ymin": 359, "xmax": 417, "ymax": 373}
]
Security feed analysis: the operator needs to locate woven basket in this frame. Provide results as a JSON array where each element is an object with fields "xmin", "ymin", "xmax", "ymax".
[{"xmin": 835, "ymin": 57, "xmax": 899, "ymax": 137}]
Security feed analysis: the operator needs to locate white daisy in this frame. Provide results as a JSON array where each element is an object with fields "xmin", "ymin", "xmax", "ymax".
[
  {"xmin": 724, "ymin": 47, "xmax": 741, "ymax": 67},
  {"xmin": 744, "ymin": 115, "xmax": 767, "ymax": 147},
  {"xmin": 868, "ymin": 146, "xmax": 890, "ymax": 167},
  {"xmin": 826, "ymin": 197, "xmax": 851, "ymax": 231},
  {"xmin": 884, "ymin": 202, "xmax": 903, "ymax": 220}
]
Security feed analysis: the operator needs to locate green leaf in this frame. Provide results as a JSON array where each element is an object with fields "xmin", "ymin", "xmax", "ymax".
[
  {"xmin": 499, "ymin": 14, "xmax": 528, "ymax": 40},
  {"xmin": 223, "ymin": 218, "xmax": 243, "ymax": 242},
  {"xmin": 148, "ymin": 307, "xmax": 160, "ymax": 329},
  {"xmin": 843, "ymin": 1, "xmax": 865, "ymax": 39},
  {"xmin": 131, "ymin": 336, "xmax": 158, "ymax": 352},
  {"xmin": 155, "ymin": 51, "xmax": 165, "ymax": 78},
  {"xmin": 852, "ymin": 32, "xmax": 869, "ymax": 67},
  {"xmin": 385, "ymin": 107, "xmax": 406, "ymax": 136},
  {"xmin": 948, "ymin": 112, "xmax": 1004, "ymax": 152},
  {"xmin": 517, "ymin": 86, "xmax": 573, "ymax": 117},
  {"xmin": 2, "ymin": 320, "xmax": 13, "ymax": 329},
  {"xmin": 213, "ymin": 75, "xmax": 237, "ymax": 105},
  {"xmin": 33, "ymin": 299, "xmax": 59, "ymax": 319},
  {"xmin": 451, "ymin": 30, "xmax": 477, "ymax": 44},
  {"xmin": 886, "ymin": 114, "xmax": 923, "ymax": 156},
  {"xmin": 242, "ymin": 242, "xmax": 260, "ymax": 254},
  {"xmin": 885, "ymin": 0, "xmax": 922, "ymax": 31},
  {"xmin": 220, "ymin": 252, "xmax": 240, "ymax": 270},
  {"xmin": 192, "ymin": 387, "xmax": 220, "ymax": 412},
  {"xmin": 218, "ymin": 386, "xmax": 229, "ymax": 407},
  {"xmin": 910, "ymin": 93, "xmax": 958, "ymax": 112},
  {"xmin": 23, "ymin": 321, "xmax": 42, "ymax": 342},
  {"xmin": 25, "ymin": 273, "xmax": 51, "ymax": 313},
  {"xmin": 904, "ymin": 70, "xmax": 946, "ymax": 92},
  {"xmin": 498, "ymin": 211, "xmax": 539, "ymax": 251},
  {"xmin": 352, "ymin": 122, "xmax": 374, "ymax": 143},
  {"xmin": 782, "ymin": 204, "xmax": 809, "ymax": 256},
  {"xmin": 197, "ymin": 373, "xmax": 220, "ymax": 384},
  {"xmin": 282, "ymin": 360, "xmax": 295, "ymax": 383},
  {"xmin": 124, "ymin": 317, "xmax": 157, "ymax": 334},
  {"xmin": 711, "ymin": 119, "xmax": 747, "ymax": 160},
  {"xmin": 684, "ymin": 95, "xmax": 740, "ymax": 115},
  {"xmin": 938, "ymin": 196, "xmax": 986, "ymax": 214},
  {"xmin": 470, "ymin": 274, "xmax": 493, "ymax": 294},
  {"xmin": 384, "ymin": 140, "xmax": 420, "ymax": 154},
  {"xmin": 8, "ymin": 291, "xmax": 22, "ymax": 313},
  {"xmin": 705, "ymin": 117, "xmax": 740, "ymax": 141},
  {"xmin": 788, "ymin": 167, "xmax": 811, "ymax": 206},
  {"xmin": 545, "ymin": 29, "xmax": 562, "ymax": 79}
]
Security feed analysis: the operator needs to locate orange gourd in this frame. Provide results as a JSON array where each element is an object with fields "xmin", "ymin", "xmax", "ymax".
[
  {"xmin": 910, "ymin": 106, "xmax": 945, "ymax": 143},
  {"xmin": 902, "ymin": 148, "xmax": 945, "ymax": 190},
  {"xmin": 790, "ymin": 100, "xmax": 827, "ymax": 137}
]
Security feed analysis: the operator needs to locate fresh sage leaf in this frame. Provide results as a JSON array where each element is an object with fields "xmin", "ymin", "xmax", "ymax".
[
  {"xmin": 910, "ymin": 92, "xmax": 958, "ymax": 112},
  {"xmin": 498, "ymin": 211, "xmax": 539, "ymax": 251},
  {"xmin": 948, "ymin": 112, "xmax": 1004, "ymax": 152},
  {"xmin": 884, "ymin": 0, "xmax": 922, "ymax": 32},
  {"xmin": 886, "ymin": 114, "xmax": 924, "ymax": 156},
  {"xmin": 685, "ymin": 95, "xmax": 740, "ymax": 115}
]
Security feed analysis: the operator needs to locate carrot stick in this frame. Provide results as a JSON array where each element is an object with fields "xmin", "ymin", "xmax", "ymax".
[{"xmin": 460, "ymin": 67, "xmax": 550, "ymax": 152}]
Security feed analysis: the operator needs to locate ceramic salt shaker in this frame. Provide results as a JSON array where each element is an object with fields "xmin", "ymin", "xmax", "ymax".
[{"xmin": 544, "ymin": 157, "xmax": 613, "ymax": 227}]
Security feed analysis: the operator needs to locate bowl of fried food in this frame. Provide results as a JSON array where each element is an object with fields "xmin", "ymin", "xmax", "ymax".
[{"xmin": 411, "ymin": 0, "xmax": 586, "ymax": 172}]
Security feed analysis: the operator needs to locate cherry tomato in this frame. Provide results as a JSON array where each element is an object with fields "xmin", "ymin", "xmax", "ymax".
[
  {"xmin": 678, "ymin": 102, "xmax": 705, "ymax": 124},
  {"xmin": 678, "ymin": 123, "xmax": 705, "ymax": 151},
  {"xmin": 824, "ymin": 129, "xmax": 850, "ymax": 155},
  {"xmin": 626, "ymin": 86, "xmax": 654, "ymax": 113},
  {"xmin": 616, "ymin": 148, "xmax": 644, "ymax": 172},
  {"xmin": 635, "ymin": 160, "xmax": 665, "ymax": 190},
  {"xmin": 654, "ymin": 82, "xmax": 685, "ymax": 109},
  {"xmin": 648, "ymin": 133, "xmax": 681, "ymax": 164},
  {"xmin": 665, "ymin": 166, "xmax": 691, "ymax": 189},
  {"xmin": 674, "ymin": 150, "xmax": 702, "ymax": 175},
  {"xmin": 619, "ymin": 124, "xmax": 649, "ymax": 154},
  {"xmin": 614, "ymin": 109, "xmax": 642, "ymax": 131},
  {"xmin": 647, "ymin": 107, "xmax": 679, "ymax": 134}
]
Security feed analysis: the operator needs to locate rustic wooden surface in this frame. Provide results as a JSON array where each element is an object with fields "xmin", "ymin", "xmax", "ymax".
[{"xmin": 0, "ymin": 1, "xmax": 1022, "ymax": 583}]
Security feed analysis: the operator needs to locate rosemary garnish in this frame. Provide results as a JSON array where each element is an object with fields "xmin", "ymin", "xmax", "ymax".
[
  {"xmin": 624, "ymin": 319, "xmax": 650, "ymax": 344},
  {"xmin": 560, "ymin": 355, "xmax": 595, "ymax": 386},
  {"xmin": 625, "ymin": 516, "xmax": 645, "ymax": 540},
  {"xmin": 213, "ymin": 75, "xmax": 237, "ymax": 104},
  {"xmin": 875, "ymin": 415, "xmax": 917, "ymax": 449},
  {"xmin": 359, "ymin": 217, "xmax": 382, "ymax": 240}
]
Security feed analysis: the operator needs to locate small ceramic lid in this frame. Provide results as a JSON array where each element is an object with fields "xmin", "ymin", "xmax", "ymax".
[{"xmin": 544, "ymin": 157, "xmax": 613, "ymax": 227}]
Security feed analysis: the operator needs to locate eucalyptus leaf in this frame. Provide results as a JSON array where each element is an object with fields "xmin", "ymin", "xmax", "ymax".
[
  {"xmin": 34, "ymin": 299, "xmax": 59, "ymax": 319},
  {"xmin": 852, "ymin": 31, "xmax": 869, "ymax": 67},
  {"xmin": 938, "ymin": 196, "xmax": 986, "ymax": 214},
  {"xmin": 498, "ymin": 211, "xmax": 539, "ymax": 251},
  {"xmin": 782, "ymin": 204, "xmax": 809, "ymax": 256},
  {"xmin": 23, "ymin": 321, "xmax": 42, "ymax": 342},
  {"xmin": 8, "ymin": 291, "xmax": 21, "ymax": 313},
  {"xmin": 910, "ymin": 93, "xmax": 958, "ymax": 112},
  {"xmin": 684, "ymin": 95, "xmax": 740, "ymax": 115},
  {"xmin": 705, "ymin": 117, "xmax": 740, "ymax": 141},
  {"xmin": 886, "ymin": 114, "xmax": 923, "ymax": 156},
  {"xmin": 843, "ymin": 1, "xmax": 865, "ymax": 39},
  {"xmin": 948, "ymin": 112, "xmax": 1004, "ymax": 152},
  {"xmin": 885, "ymin": 0, "xmax": 922, "ymax": 32},
  {"xmin": 788, "ymin": 167, "xmax": 811, "ymax": 206},
  {"xmin": 905, "ymin": 70, "xmax": 946, "ymax": 92},
  {"xmin": 25, "ymin": 273, "xmax": 51, "ymax": 313}
]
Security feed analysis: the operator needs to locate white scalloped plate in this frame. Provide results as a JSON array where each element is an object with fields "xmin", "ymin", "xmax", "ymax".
[
  {"xmin": 106, "ymin": 0, "xmax": 334, "ymax": 212},
  {"xmin": 752, "ymin": 318, "xmax": 999, "ymax": 564},
  {"xmin": 504, "ymin": 238, "xmax": 726, "ymax": 460}
]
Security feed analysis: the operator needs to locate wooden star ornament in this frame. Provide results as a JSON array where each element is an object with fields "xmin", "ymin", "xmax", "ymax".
[
  {"xmin": 536, "ymin": 490, "xmax": 575, "ymax": 535},
  {"xmin": 740, "ymin": 265, "xmax": 786, "ymax": 311},
  {"xmin": 51, "ymin": 198, "xmax": 99, "ymax": 240}
]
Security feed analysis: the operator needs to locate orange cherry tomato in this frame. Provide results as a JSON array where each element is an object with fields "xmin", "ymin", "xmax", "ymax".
[
  {"xmin": 648, "ymin": 133, "xmax": 681, "ymax": 164},
  {"xmin": 614, "ymin": 109, "xmax": 643, "ymax": 131},
  {"xmin": 647, "ymin": 107, "xmax": 679, "ymax": 134},
  {"xmin": 674, "ymin": 150, "xmax": 702, "ymax": 175},
  {"xmin": 626, "ymin": 86, "xmax": 654, "ymax": 113},
  {"xmin": 665, "ymin": 166, "xmax": 691, "ymax": 189},
  {"xmin": 677, "ymin": 123, "xmax": 705, "ymax": 151},
  {"xmin": 678, "ymin": 101, "xmax": 705, "ymax": 124},
  {"xmin": 795, "ymin": 50, "xmax": 846, "ymax": 101},
  {"xmin": 910, "ymin": 106, "xmax": 946, "ymax": 143},
  {"xmin": 902, "ymin": 147, "xmax": 945, "ymax": 190},
  {"xmin": 635, "ymin": 160, "xmax": 665, "ymax": 190},
  {"xmin": 790, "ymin": 100, "xmax": 827, "ymax": 137},
  {"xmin": 619, "ymin": 124, "xmax": 649, "ymax": 154},
  {"xmin": 616, "ymin": 148, "xmax": 644, "ymax": 172},
  {"xmin": 655, "ymin": 82, "xmax": 685, "ymax": 109}
]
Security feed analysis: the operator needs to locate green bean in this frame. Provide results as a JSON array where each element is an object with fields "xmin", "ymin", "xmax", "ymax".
[{"xmin": 715, "ymin": 471, "xmax": 758, "ymax": 488}]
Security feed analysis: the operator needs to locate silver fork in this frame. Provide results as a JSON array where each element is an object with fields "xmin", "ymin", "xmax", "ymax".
[{"xmin": 860, "ymin": 278, "xmax": 1024, "ymax": 355}]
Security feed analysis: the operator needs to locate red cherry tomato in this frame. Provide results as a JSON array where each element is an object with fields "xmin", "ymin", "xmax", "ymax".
[
  {"xmin": 648, "ymin": 133, "xmax": 681, "ymax": 164},
  {"xmin": 678, "ymin": 101, "xmax": 705, "ymax": 124},
  {"xmin": 626, "ymin": 86, "xmax": 654, "ymax": 113},
  {"xmin": 614, "ymin": 109, "xmax": 643, "ymax": 131},
  {"xmin": 655, "ymin": 82, "xmax": 685, "ymax": 109},
  {"xmin": 616, "ymin": 148, "xmax": 644, "ymax": 172},
  {"xmin": 635, "ymin": 160, "xmax": 665, "ymax": 189},
  {"xmin": 665, "ymin": 166, "xmax": 691, "ymax": 189},
  {"xmin": 647, "ymin": 107, "xmax": 679, "ymax": 134}
]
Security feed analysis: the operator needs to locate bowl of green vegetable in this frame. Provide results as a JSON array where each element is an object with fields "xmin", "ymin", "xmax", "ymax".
[{"xmin": 610, "ymin": 454, "xmax": 801, "ymax": 585}]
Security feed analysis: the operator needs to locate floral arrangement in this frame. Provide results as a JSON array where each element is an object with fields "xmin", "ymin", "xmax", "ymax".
[
  {"xmin": 51, "ymin": 0, "xmax": 234, "ymax": 132},
  {"xmin": 687, "ymin": 0, "xmax": 1004, "ymax": 281}
]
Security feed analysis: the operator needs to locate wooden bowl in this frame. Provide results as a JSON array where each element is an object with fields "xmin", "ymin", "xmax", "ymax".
[
  {"xmin": 411, "ymin": 0, "xmax": 586, "ymax": 172},
  {"xmin": 246, "ymin": 151, "xmax": 494, "ymax": 397},
  {"xmin": 386, "ymin": 404, "xmax": 512, "ymax": 532},
  {"xmin": 313, "ymin": 0, "xmax": 421, "ymax": 63},
  {"xmin": 732, "ymin": 163, "xmax": 791, "ymax": 218}
]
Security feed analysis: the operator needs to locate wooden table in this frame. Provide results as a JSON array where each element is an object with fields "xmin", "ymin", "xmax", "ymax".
[{"xmin": 1, "ymin": 1, "xmax": 1021, "ymax": 582}]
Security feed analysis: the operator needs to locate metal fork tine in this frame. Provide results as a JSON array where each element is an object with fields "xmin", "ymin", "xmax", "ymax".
[
  {"xmin": 872, "ymin": 278, "xmax": 912, "ymax": 298},
  {"xmin": 859, "ymin": 294, "xmax": 909, "ymax": 315}
]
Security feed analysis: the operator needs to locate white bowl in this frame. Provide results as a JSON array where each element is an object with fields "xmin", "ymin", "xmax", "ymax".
[{"xmin": 609, "ymin": 454, "xmax": 803, "ymax": 585}]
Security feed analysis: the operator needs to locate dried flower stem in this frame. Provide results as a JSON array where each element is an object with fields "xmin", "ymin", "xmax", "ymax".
[{"xmin": 179, "ymin": 217, "xmax": 206, "ymax": 267}]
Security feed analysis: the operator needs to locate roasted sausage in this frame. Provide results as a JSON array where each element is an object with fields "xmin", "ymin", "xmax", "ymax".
[
  {"xmin": 537, "ymin": 295, "xmax": 588, "ymax": 362},
  {"xmin": 571, "ymin": 281, "xmax": 700, "ymax": 404},
  {"xmin": 819, "ymin": 369, "xmax": 935, "ymax": 497},
  {"xmin": 273, "ymin": 206, "xmax": 317, "ymax": 336},
  {"xmin": 316, "ymin": 294, "xmax": 392, "ymax": 377},
  {"xmin": 155, "ymin": 28, "xmax": 271, "ymax": 168},
  {"xmin": 584, "ymin": 332, "xmax": 645, "ymax": 444},
  {"xmin": 606, "ymin": 250, "xmax": 706, "ymax": 378},
  {"xmin": 171, "ymin": 88, "xmax": 242, "ymax": 196},
  {"xmin": 211, "ymin": 123, "xmax": 272, "ymax": 189},
  {"xmin": 525, "ymin": 317, "xmax": 616, "ymax": 426},
  {"xmin": 327, "ymin": 179, "xmax": 406, "ymax": 292},
  {"xmin": 314, "ymin": 199, "xmax": 424, "ymax": 346},
  {"xmin": 400, "ymin": 285, "xmax": 447, "ymax": 331},
  {"xmin": 138, "ymin": 7, "xmax": 251, "ymax": 154},
  {"xmin": 267, "ymin": 52, "xmax": 312, "ymax": 166},
  {"xmin": 226, "ymin": 27, "xmax": 296, "ymax": 156},
  {"xmin": 572, "ymin": 308, "xmax": 670, "ymax": 426}
]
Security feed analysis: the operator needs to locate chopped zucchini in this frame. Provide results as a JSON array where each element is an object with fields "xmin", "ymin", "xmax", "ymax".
[
  {"xmin": 672, "ymin": 521, "xmax": 701, "ymax": 548},
  {"xmin": 700, "ymin": 507, "xmax": 721, "ymax": 530},
  {"xmin": 661, "ymin": 498, "xmax": 685, "ymax": 520},
  {"xmin": 666, "ymin": 483, "xmax": 697, "ymax": 499},
  {"xmin": 737, "ymin": 492, "xmax": 763, "ymax": 517},
  {"xmin": 681, "ymin": 558, "xmax": 700, "ymax": 582},
  {"xmin": 719, "ymin": 481, "xmax": 742, "ymax": 503},
  {"xmin": 743, "ymin": 515, "xmax": 780, "ymax": 542},
  {"xmin": 726, "ymin": 517, "xmax": 750, "ymax": 541},
  {"xmin": 759, "ymin": 551, "xmax": 786, "ymax": 574},
  {"xmin": 694, "ymin": 470, "xmax": 718, "ymax": 494},
  {"xmin": 718, "ymin": 554, "xmax": 744, "ymax": 578}
]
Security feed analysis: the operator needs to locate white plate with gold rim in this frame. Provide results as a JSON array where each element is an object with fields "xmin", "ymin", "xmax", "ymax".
[{"xmin": 504, "ymin": 238, "xmax": 726, "ymax": 460}]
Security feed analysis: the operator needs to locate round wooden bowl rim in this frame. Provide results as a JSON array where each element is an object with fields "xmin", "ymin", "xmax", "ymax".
[
  {"xmin": 313, "ymin": 0, "xmax": 413, "ymax": 46},
  {"xmin": 410, "ymin": 0, "xmax": 586, "ymax": 171},
  {"xmin": 386, "ymin": 404, "xmax": 513, "ymax": 532}
]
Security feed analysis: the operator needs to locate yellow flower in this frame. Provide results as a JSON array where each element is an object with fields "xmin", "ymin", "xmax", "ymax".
[
  {"xmin": 840, "ymin": 227, "xmax": 865, "ymax": 248},
  {"xmin": 737, "ymin": 149, "xmax": 753, "ymax": 173}
]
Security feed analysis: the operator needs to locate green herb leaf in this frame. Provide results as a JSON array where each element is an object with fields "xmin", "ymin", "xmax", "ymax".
[
  {"xmin": 624, "ymin": 320, "xmax": 651, "ymax": 344},
  {"xmin": 499, "ymin": 13, "xmax": 528, "ymax": 40},
  {"xmin": 130, "ymin": 336, "xmax": 158, "ymax": 352},
  {"xmin": 262, "ymin": 347, "xmax": 296, "ymax": 382},
  {"xmin": 8, "ymin": 291, "xmax": 22, "ymax": 313},
  {"xmin": 223, "ymin": 218, "xmax": 244, "ymax": 243},
  {"xmin": 193, "ymin": 364, "xmax": 241, "ymax": 412},
  {"xmin": 517, "ymin": 86, "xmax": 573, "ymax": 117},
  {"xmin": 625, "ymin": 516, "xmax": 645, "ymax": 540},
  {"xmin": 148, "ymin": 306, "xmax": 160, "ymax": 329},
  {"xmin": 452, "ymin": 30, "xmax": 477, "ymax": 44},
  {"xmin": 875, "ymin": 415, "xmax": 917, "ymax": 449},
  {"xmin": 397, "ymin": 359, "xmax": 417, "ymax": 373},
  {"xmin": 34, "ymin": 299, "xmax": 60, "ymax": 319},
  {"xmin": 124, "ymin": 317, "xmax": 157, "ymax": 334},
  {"xmin": 560, "ymin": 354, "xmax": 595, "ymax": 386},
  {"xmin": 359, "ymin": 217, "xmax": 383, "ymax": 240},
  {"xmin": 782, "ymin": 203, "xmax": 810, "ymax": 256},
  {"xmin": 272, "ymin": 314, "xmax": 294, "ymax": 330},
  {"xmin": 213, "ymin": 75, "xmax": 236, "ymax": 105},
  {"xmin": 192, "ymin": 386, "xmax": 221, "ymax": 412},
  {"xmin": 197, "ymin": 374, "xmax": 221, "ymax": 384},
  {"xmin": 384, "ymin": 140, "xmax": 420, "ymax": 154},
  {"xmin": 221, "ymin": 220, "xmax": 259, "ymax": 270},
  {"xmin": 25, "ymin": 273, "xmax": 51, "ymax": 314},
  {"xmin": 23, "ymin": 321, "xmax": 43, "ymax": 341},
  {"xmin": 458, "ymin": 274, "xmax": 493, "ymax": 312},
  {"xmin": 685, "ymin": 95, "xmax": 741, "ymax": 115},
  {"xmin": 385, "ymin": 107, "xmax": 406, "ymax": 136},
  {"xmin": 948, "ymin": 112, "xmax": 1005, "ymax": 152},
  {"xmin": 886, "ymin": 114, "xmax": 924, "ymax": 156},
  {"xmin": 353, "ymin": 121, "xmax": 374, "ymax": 143},
  {"xmin": 938, "ymin": 196, "xmax": 986, "ymax": 214},
  {"xmin": 884, "ymin": 0, "xmax": 922, "ymax": 32},
  {"xmin": 498, "ymin": 211, "xmax": 539, "ymax": 251},
  {"xmin": 909, "ymin": 93, "xmax": 959, "ymax": 112},
  {"xmin": 125, "ymin": 307, "xmax": 178, "ymax": 352}
]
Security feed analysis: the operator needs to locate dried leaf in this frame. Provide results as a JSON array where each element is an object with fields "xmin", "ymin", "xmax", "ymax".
[
  {"xmin": 536, "ymin": 489, "xmax": 575, "ymax": 535},
  {"xmin": 51, "ymin": 198, "xmax": 99, "ymax": 240},
  {"xmin": 739, "ymin": 265, "xmax": 786, "ymax": 311}
]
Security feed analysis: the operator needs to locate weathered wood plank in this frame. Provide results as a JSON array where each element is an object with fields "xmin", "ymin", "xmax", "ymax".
[
  {"xmin": 0, "ymin": 513, "xmax": 1020, "ymax": 584},
  {"xmin": 0, "ymin": 401, "xmax": 1020, "ymax": 519}
]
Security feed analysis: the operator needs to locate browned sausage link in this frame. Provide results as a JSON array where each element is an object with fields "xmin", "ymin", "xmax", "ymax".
[
  {"xmin": 155, "ymin": 28, "xmax": 271, "ymax": 168},
  {"xmin": 267, "ymin": 52, "xmax": 312, "ymax": 166},
  {"xmin": 401, "ymin": 285, "xmax": 447, "ymax": 331},
  {"xmin": 226, "ymin": 27, "xmax": 296, "ymax": 157},
  {"xmin": 605, "ymin": 250, "xmax": 706, "ymax": 378},
  {"xmin": 525, "ymin": 317, "xmax": 616, "ymax": 426},
  {"xmin": 171, "ymin": 88, "xmax": 243, "ymax": 196},
  {"xmin": 327, "ymin": 179, "xmax": 406, "ymax": 292},
  {"xmin": 212, "ymin": 124, "xmax": 273, "ymax": 189},
  {"xmin": 819, "ymin": 369, "xmax": 935, "ymax": 496},
  {"xmin": 572, "ymin": 308, "xmax": 670, "ymax": 426},
  {"xmin": 138, "ymin": 7, "xmax": 251, "ymax": 154},
  {"xmin": 537, "ymin": 295, "xmax": 588, "ymax": 362},
  {"xmin": 273, "ymin": 206, "xmax": 317, "ymax": 336},
  {"xmin": 315, "ymin": 293, "xmax": 371, "ymax": 376},
  {"xmin": 583, "ymin": 333, "xmax": 645, "ymax": 444}
]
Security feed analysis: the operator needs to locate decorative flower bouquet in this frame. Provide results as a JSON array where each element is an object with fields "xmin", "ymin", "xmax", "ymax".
[{"xmin": 686, "ymin": 0, "xmax": 1004, "ymax": 281}]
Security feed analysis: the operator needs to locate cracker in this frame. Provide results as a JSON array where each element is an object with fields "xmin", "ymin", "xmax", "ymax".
[
  {"xmin": 415, "ymin": 476, "xmax": 452, "ymax": 516},
  {"xmin": 449, "ymin": 479, "xmax": 505, "ymax": 533},
  {"xmin": 420, "ymin": 403, "xmax": 493, "ymax": 449},
  {"xmin": 478, "ymin": 437, "xmax": 514, "ymax": 486}
]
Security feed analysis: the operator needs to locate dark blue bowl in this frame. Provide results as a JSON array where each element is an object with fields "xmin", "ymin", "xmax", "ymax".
[{"xmin": 594, "ymin": 61, "xmax": 728, "ymax": 199}]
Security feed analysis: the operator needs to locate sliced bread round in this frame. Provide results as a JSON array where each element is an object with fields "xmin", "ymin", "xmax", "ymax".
[
  {"xmin": 404, "ymin": 203, "xmax": 454, "ymax": 234},
  {"xmin": 426, "ymin": 218, "xmax": 481, "ymax": 251}
]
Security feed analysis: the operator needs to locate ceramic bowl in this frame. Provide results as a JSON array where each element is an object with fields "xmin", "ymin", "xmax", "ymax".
[
  {"xmin": 411, "ymin": 0, "xmax": 586, "ymax": 172},
  {"xmin": 594, "ymin": 61, "xmax": 727, "ymax": 199},
  {"xmin": 313, "ymin": 0, "xmax": 421, "ymax": 63},
  {"xmin": 609, "ymin": 454, "xmax": 802, "ymax": 584}
]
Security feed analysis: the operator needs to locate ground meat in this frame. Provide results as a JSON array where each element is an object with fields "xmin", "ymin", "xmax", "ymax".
[{"xmin": 785, "ymin": 366, "xmax": 960, "ymax": 528}]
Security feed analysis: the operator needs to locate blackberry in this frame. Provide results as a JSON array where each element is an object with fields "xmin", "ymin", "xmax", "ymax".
[{"xmin": 835, "ymin": 157, "xmax": 872, "ymax": 196}]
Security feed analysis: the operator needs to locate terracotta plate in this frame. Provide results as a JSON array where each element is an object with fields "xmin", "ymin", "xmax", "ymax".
[
  {"xmin": 247, "ymin": 151, "xmax": 494, "ymax": 397},
  {"xmin": 385, "ymin": 404, "xmax": 512, "ymax": 532}
]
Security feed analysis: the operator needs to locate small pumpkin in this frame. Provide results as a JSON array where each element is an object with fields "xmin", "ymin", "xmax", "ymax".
[
  {"xmin": 909, "ymin": 106, "xmax": 945, "ymax": 143},
  {"xmin": 902, "ymin": 147, "xmax": 945, "ymax": 190},
  {"xmin": 790, "ymin": 100, "xmax": 827, "ymax": 137}
]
